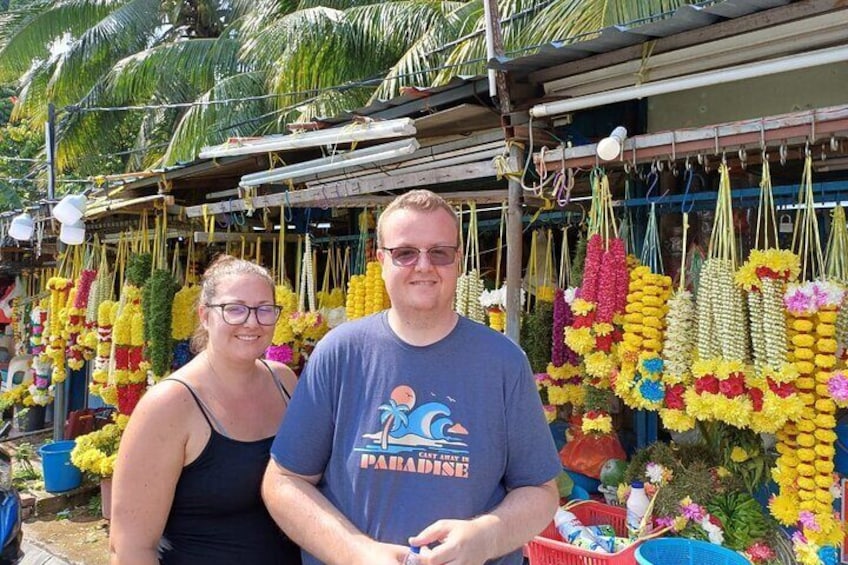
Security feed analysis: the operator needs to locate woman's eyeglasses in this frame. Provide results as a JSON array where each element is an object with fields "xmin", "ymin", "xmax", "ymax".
[
  {"xmin": 381, "ymin": 246, "xmax": 458, "ymax": 267},
  {"xmin": 206, "ymin": 303, "xmax": 282, "ymax": 326}
]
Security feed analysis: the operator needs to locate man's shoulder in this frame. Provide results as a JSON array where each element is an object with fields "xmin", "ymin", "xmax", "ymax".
[
  {"xmin": 455, "ymin": 317, "xmax": 526, "ymax": 359},
  {"xmin": 317, "ymin": 312, "xmax": 385, "ymax": 346}
]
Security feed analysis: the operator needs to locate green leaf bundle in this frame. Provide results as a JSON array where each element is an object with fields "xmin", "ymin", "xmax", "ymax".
[{"xmin": 144, "ymin": 269, "xmax": 178, "ymax": 378}]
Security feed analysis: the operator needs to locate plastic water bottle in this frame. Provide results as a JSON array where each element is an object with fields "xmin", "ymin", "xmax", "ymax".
[
  {"xmin": 626, "ymin": 481, "xmax": 650, "ymax": 537},
  {"xmin": 554, "ymin": 509, "xmax": 614, "ymax": 553}
]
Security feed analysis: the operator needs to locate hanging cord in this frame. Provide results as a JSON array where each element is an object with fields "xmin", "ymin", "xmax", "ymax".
[
  {"xmin": 678, "ymin": 213, "xmax": 691, "ymax": 293},
  {"xmin": 825, "ymin": 206, "xmax": 848, "ymax": 283},
  {"xmin": 755, "ymin": 158, "xmax": 779, "ymax": 250},
  {"xmin": 708, "ymin": 162, "xmax": 738, "ymax": 268},
  {"xmin": 494, "ymin": 204, "xmax": 506, "ymax": 288},
  {"xmin": 640, "ymin": 203, "xmax": 664, "ymax": 274},
  {"xmin": 559, "ymin": 225, "xmax": 571, "ymax": 289},
  {"xmin": 791, "ymin": 154, "xmax": 825, "ymax": 280},
  {"xmin": 526, "ymin": 230, "xmax": 538, "ymax": 313}
]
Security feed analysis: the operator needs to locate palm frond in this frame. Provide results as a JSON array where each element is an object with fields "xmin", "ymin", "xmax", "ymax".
[
  {"xmin": 371, "ymin": 0, "xmax": 477, "ymax": 100},
  {"xmin": 520, "ymin": 0, "xmax": 695, "ymax": 51},
  {"xmin": 11, "ymin": 56, "xmax": 51, "ymax": 122},
  {"xmin": 105, "ymin": 37, "xmax": 244, "ymax": 105},
  {"xmin": 0, "ymin": 0, "xmax": 128, "ymax": 83},
  {"xmin": 46, "ymin": 0, "xmax": 163, "ymax": 108},
  {"xmin": 163, "ymin": 71, "xmax": 271, "ymax": 164}
]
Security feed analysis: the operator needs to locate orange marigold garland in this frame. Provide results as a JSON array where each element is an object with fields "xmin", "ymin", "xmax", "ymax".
[{"xmin": 770, "ymin": 281, "xmax": 845, "ymax": 549}]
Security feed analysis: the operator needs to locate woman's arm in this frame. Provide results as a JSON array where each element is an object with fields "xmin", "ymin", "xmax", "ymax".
[{"xmin": 109, "ymin": 382, "xmax": 194, "ymax": 565}]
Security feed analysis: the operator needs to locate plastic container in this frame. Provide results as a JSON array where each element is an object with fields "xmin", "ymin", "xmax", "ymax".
[
  {"xmin": 565, "ymin": 469, "xmax": 601, "ymax": 494},
  {"xmin": 626, "ymin": 482, "xmax": 651, "ymax": 536},
  {"xmin": 834, "ymin": 416, "xmax": 848, "ymax": 475},
  {"xmin": 526, "ymin": 501, "xmax": 644, "ymax": 565},
  {"xmin": 39, "ymin": 440, "xmax": 82, "ymax": 493},
  {"xmin": 568, "ymin": 485, "xmax": 590, "ymax": 501},
  {"xmin": 635, "ymin": 538, "xmax": 749, "ymax": 565}
]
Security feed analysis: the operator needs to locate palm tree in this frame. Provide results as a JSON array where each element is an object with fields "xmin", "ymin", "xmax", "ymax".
[
  {"xmin": 377, "ymin": 398, "xmax": 410, "ymax": 450},
  {"xmin": 0, "ymin": 0, "xmax": 695, "ymax": 174}
]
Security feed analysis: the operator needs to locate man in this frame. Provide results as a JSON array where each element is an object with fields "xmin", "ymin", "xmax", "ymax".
[{"xmin": 263, "ymin": 190, "xmax": 561, "ymax": 565}]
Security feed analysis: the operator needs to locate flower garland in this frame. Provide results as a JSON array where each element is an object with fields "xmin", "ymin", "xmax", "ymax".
[
  {"xmin": 770, "ymin": 280, "xmax": 844, "ymax": 557},
  {"xmin": 42, "ymin": 276, "xmax": 71, "ymax": 384},
  {"xmin": 112, "ymin": 285, "xmax": 148, "ymax": 415},
  {"xmin": 29, "ymin": 300, "xmax": 47, "ymax": 356},
  {"xmin": 28, "ymin": 355, "xmax": 53, "ymax": 406},
  {"xmin": 615, "ymin": 265, "xmax": 672, "ymax": 411},
  {"xmin": 544, "ymin": 288, "xmax": 583, "ymax": 408},
  {"xmin": 736, "ymin": 249, "xmax": 804, "ymax": 434},
  {"xmin": 479, "ymin": 286, "xmax": 525, "ymax": 332},
  {"xmin": 686, "ymin": 258, "xmax": 752, "ymax": 428},
  {"xmin": 317, "ymin": 287, "xmax": 345, "ymax": 309},
  {"xmin": 66, "ymin": 268, "xmax": 97, "ymax": 371},
  {"xmin": 659, "ymin": 290, "xmax": 697, "ymax": 432},
  {"xmin": 345, "ymin": 261, "xmax": 389, "ymax": 320},
  {"xmin": 563, "ymin": 234, "xmax": 628, "ymax": 387},
  {"xmin": 90, "ymin": 300, "xmax": 118, "ymax": 399},
  {"xmin": 143, "ymin": 269, "xmax": 177, "ymax": 380},
  {"xmin": 455, "ymin": 269, "xmax": 485, "ymax": 323}
]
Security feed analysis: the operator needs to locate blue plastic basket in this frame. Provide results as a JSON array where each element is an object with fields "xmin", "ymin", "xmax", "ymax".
[{"xmin": 635, "ymin": 538, "xmax": 750, "ymax": 565}]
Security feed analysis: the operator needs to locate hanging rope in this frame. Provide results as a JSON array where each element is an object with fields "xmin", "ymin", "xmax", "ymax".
[
  {"xmin": 755, "ymin": 158, "xmax": 779, "ymax": 250},
  {"xmin": 640, "ymin": 202, "xmax": 664, "ymax": 274},
  {"xmin": 825, "ymin": 206, "xmax": 848, "ymax": 283},
  {"xmin": 791, "ymin": 155, "xmax": 825, "ymax": 280}
]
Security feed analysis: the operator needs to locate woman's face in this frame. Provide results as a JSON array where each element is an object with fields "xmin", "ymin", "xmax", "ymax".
[{"xmin": 199, "ymin": 273, "xmax": 276, "ymax": 363}]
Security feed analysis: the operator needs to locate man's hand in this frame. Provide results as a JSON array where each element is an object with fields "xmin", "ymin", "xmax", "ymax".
[
  {"xmin": 353, "ymin": 540, "xmax": 414, "ymax": 565},
  {"xmin": 408, "ymin": 516, "xmax": 497, "ymax": 565}
]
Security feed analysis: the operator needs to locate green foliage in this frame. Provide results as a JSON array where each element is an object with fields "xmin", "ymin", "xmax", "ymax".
[
  {"xmin": 520, "ymin": 300, "xmax": 552, "ymax": 373},
  {"xmin": 583, "ymin": 384, "xmax": 613, "ymax": 413},
  {"xmin": 13, "ymin": 441, "xmax": 39, "ymax": 483},
  {"xmin": 143, "ymin": 269, "xmax": 178, "ymax": 377},
  {"xmin": 86, "ymin": 493, "xmax": 102, "ymax": 517},
  {"xmin": 125, "ymin": 253, "xmax": 152, "ymax": 287},
  {"xmin": 569, "ymin": 230, "xmax": 587, "ymax": 288},
  {"xmin": 0, "ymin": 115, "xmax": 42, "ymax": 211},
  {"xmin": 706, "ymin": 492, "xmax": 773, "ymax": 551}
]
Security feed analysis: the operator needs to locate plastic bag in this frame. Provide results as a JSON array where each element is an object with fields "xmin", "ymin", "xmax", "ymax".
[{"xmin": 559, "ymin": 428, "xmax": 627, "ymax": 479}]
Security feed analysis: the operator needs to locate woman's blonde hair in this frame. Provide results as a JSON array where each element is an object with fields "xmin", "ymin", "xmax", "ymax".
[{"xmin": 190, "ymin": 255, "xmax": 275, "ymax": 353}]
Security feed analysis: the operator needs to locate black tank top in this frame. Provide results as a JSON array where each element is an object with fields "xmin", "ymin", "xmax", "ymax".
[{"xmin": 159, "ymin": 365, "xmax": 302, "ymax": 565}]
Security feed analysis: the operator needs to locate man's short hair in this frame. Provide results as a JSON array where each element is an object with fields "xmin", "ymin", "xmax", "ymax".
[{"xmin": 376, "ymin": 190, "xmax": 460, "ymax": 246}]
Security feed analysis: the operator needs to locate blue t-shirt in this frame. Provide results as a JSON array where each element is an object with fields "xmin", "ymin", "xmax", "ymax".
[{"xmin": 271, "ymin": 313, "xmax": 561, "ymax": 565}]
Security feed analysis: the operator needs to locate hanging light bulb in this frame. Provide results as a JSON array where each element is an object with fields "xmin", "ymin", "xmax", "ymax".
[
  {"xmin": 59, "ymin": 219, "xmax": 86, "ymax": 245},
  {"xmin": 8, "ymin": 212, "xmax": 34, "ymax": 241},
  {"xmin": 597, "ymin": 126, "xmax": 628, "ymax": 161},
  {"xmin": 52, "ymin": 193, "xmax": 87, "ymax": 225}
]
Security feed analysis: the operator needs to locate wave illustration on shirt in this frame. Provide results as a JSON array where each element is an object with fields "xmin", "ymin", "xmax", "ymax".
[{"xmin": 357, "ymin": 385, "xmax": 469, "ymax": 455}]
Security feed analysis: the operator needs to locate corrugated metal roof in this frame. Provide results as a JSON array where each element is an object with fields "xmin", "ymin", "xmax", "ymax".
[{"xmin": 491, "ymin": 0, "xmax": 792, "ymax": 72}]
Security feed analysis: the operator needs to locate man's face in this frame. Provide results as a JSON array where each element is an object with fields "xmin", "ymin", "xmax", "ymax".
[{"xmin": 376, "ymin": 208, "xmax": 460, "ymax": 319}]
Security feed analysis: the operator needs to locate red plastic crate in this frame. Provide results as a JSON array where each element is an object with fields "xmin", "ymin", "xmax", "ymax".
[{"xmin": 526, "ymin": 501, "xmax": 642, "ymax": 565}]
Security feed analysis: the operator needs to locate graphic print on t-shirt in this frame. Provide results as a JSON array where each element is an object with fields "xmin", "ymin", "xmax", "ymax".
[{"xmin": 355, "ymin": 385, "xmax": 470, "ymax": 478}]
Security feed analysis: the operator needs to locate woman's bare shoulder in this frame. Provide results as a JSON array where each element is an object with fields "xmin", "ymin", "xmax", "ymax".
[{"xmin": 263, "ymin": 359, "xmax": 298, "ymax": 393}]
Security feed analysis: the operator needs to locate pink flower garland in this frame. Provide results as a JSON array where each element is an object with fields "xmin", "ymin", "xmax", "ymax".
[
  {"xmin": 596, "ymin": 238, "xmax": 627, "ymax": 323},
  {"xmin": 580, "ymin": 235, "xmax": 604, "ymax": 302}
]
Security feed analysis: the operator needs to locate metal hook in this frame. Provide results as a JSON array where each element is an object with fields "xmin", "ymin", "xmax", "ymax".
[
  {"xmin": 738, "ymin": 147, "xmax": 747, "ymax": 170},
  {"xmin": 804, "ymin": 140, "xmax": 811, "ymax": 158},
  {"xmin": 831, "ymin": 135, "xmax": 839, "ymax": 152},
  {"xmin": 779, "ymin": 143, "xmax": 787, "ymax": 166}
]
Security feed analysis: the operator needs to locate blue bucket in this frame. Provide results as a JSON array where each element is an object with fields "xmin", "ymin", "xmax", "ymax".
[
  {"xmin": 39, "ymin": 440, "xmax": 82, "ymax": 493},
  {"xmin": 636, "ymin": 538, "xmax": 749, "ymax": 565},
  {"xmin": 835, "ymin": 418, "xmax": 848, "ymax": 476}
]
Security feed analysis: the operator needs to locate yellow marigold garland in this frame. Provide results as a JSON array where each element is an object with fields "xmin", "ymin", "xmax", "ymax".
[{"xmin": 770, "ymin": 281, "xmax": 845, "ymax": 548}]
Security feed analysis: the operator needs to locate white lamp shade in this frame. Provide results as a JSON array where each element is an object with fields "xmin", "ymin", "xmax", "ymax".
[
  {"xmin": 596, "ymin": 126, "xmax": 628, "ymax": 161},
  {"xmin": 59, "ymin": 219, "xmax": 86, "ymax": 245},
  {"xmin": 52, "ymin": 194, "xmax": 87, "ymax": 224},
  {"xmin": 8, "ymin": 213, "xmax": 34, "ymax": 241}
]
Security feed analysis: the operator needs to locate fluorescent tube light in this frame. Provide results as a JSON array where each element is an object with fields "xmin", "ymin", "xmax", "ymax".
[
  {"xmin": 199, "ymin": 118, "xmax": 417, "ymax": 159},
  {"xmin": 239, "ymin": 139, "xmax": 420, "ymax": 187},
  {"xmin": 530, "ymin": 45, "xmax": 848, "ymax": 118}
]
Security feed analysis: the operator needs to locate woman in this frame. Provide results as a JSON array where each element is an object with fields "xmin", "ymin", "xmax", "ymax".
[{"xmin": 110, "ymin": 255, "xmax": 302, "ymax": 565}]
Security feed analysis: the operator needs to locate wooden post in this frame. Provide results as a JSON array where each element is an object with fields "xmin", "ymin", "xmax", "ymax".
[{"xmin": 484, "ymin": 0, "xmax": 523, "ymax": 342}]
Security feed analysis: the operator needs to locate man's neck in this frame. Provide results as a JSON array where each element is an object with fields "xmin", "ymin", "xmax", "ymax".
[{"xmin": 386, "ymin": 308, "xmax": 458, "ymax": 347}]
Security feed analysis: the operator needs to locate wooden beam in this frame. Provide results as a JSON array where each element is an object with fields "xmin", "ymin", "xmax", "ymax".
[{"xmin": 185, "ymin": 161, "xmax": 500, "ymax": 217}]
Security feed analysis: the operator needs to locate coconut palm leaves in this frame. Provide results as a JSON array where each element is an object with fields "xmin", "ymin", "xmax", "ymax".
[{"xmin": 0, "ymin": 0, "xmax": 697, "ymax": 174}]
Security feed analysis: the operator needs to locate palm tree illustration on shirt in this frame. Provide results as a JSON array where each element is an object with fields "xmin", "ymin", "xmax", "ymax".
[{"xmin": 378, "ymin": 385, "xmax": 416, "ymax": 449}]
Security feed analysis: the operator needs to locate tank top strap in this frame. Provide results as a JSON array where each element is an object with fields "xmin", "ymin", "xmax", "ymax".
[
  {"xmin": 168, "ymin": 377, "xmax": 230, "ymax": 437},
  {"xmin": 259, "ymin": 359, "xmax": 291, "ymax": 404}
]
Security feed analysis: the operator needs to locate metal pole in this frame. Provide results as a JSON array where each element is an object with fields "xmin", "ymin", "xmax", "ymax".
[
  {"xmin": 483, "ymin": 0, "xmax": 523, "ymax": 343},
  {"xmin": 46, "ymin": 102, "xmax": 65, "ymax": 442}
]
